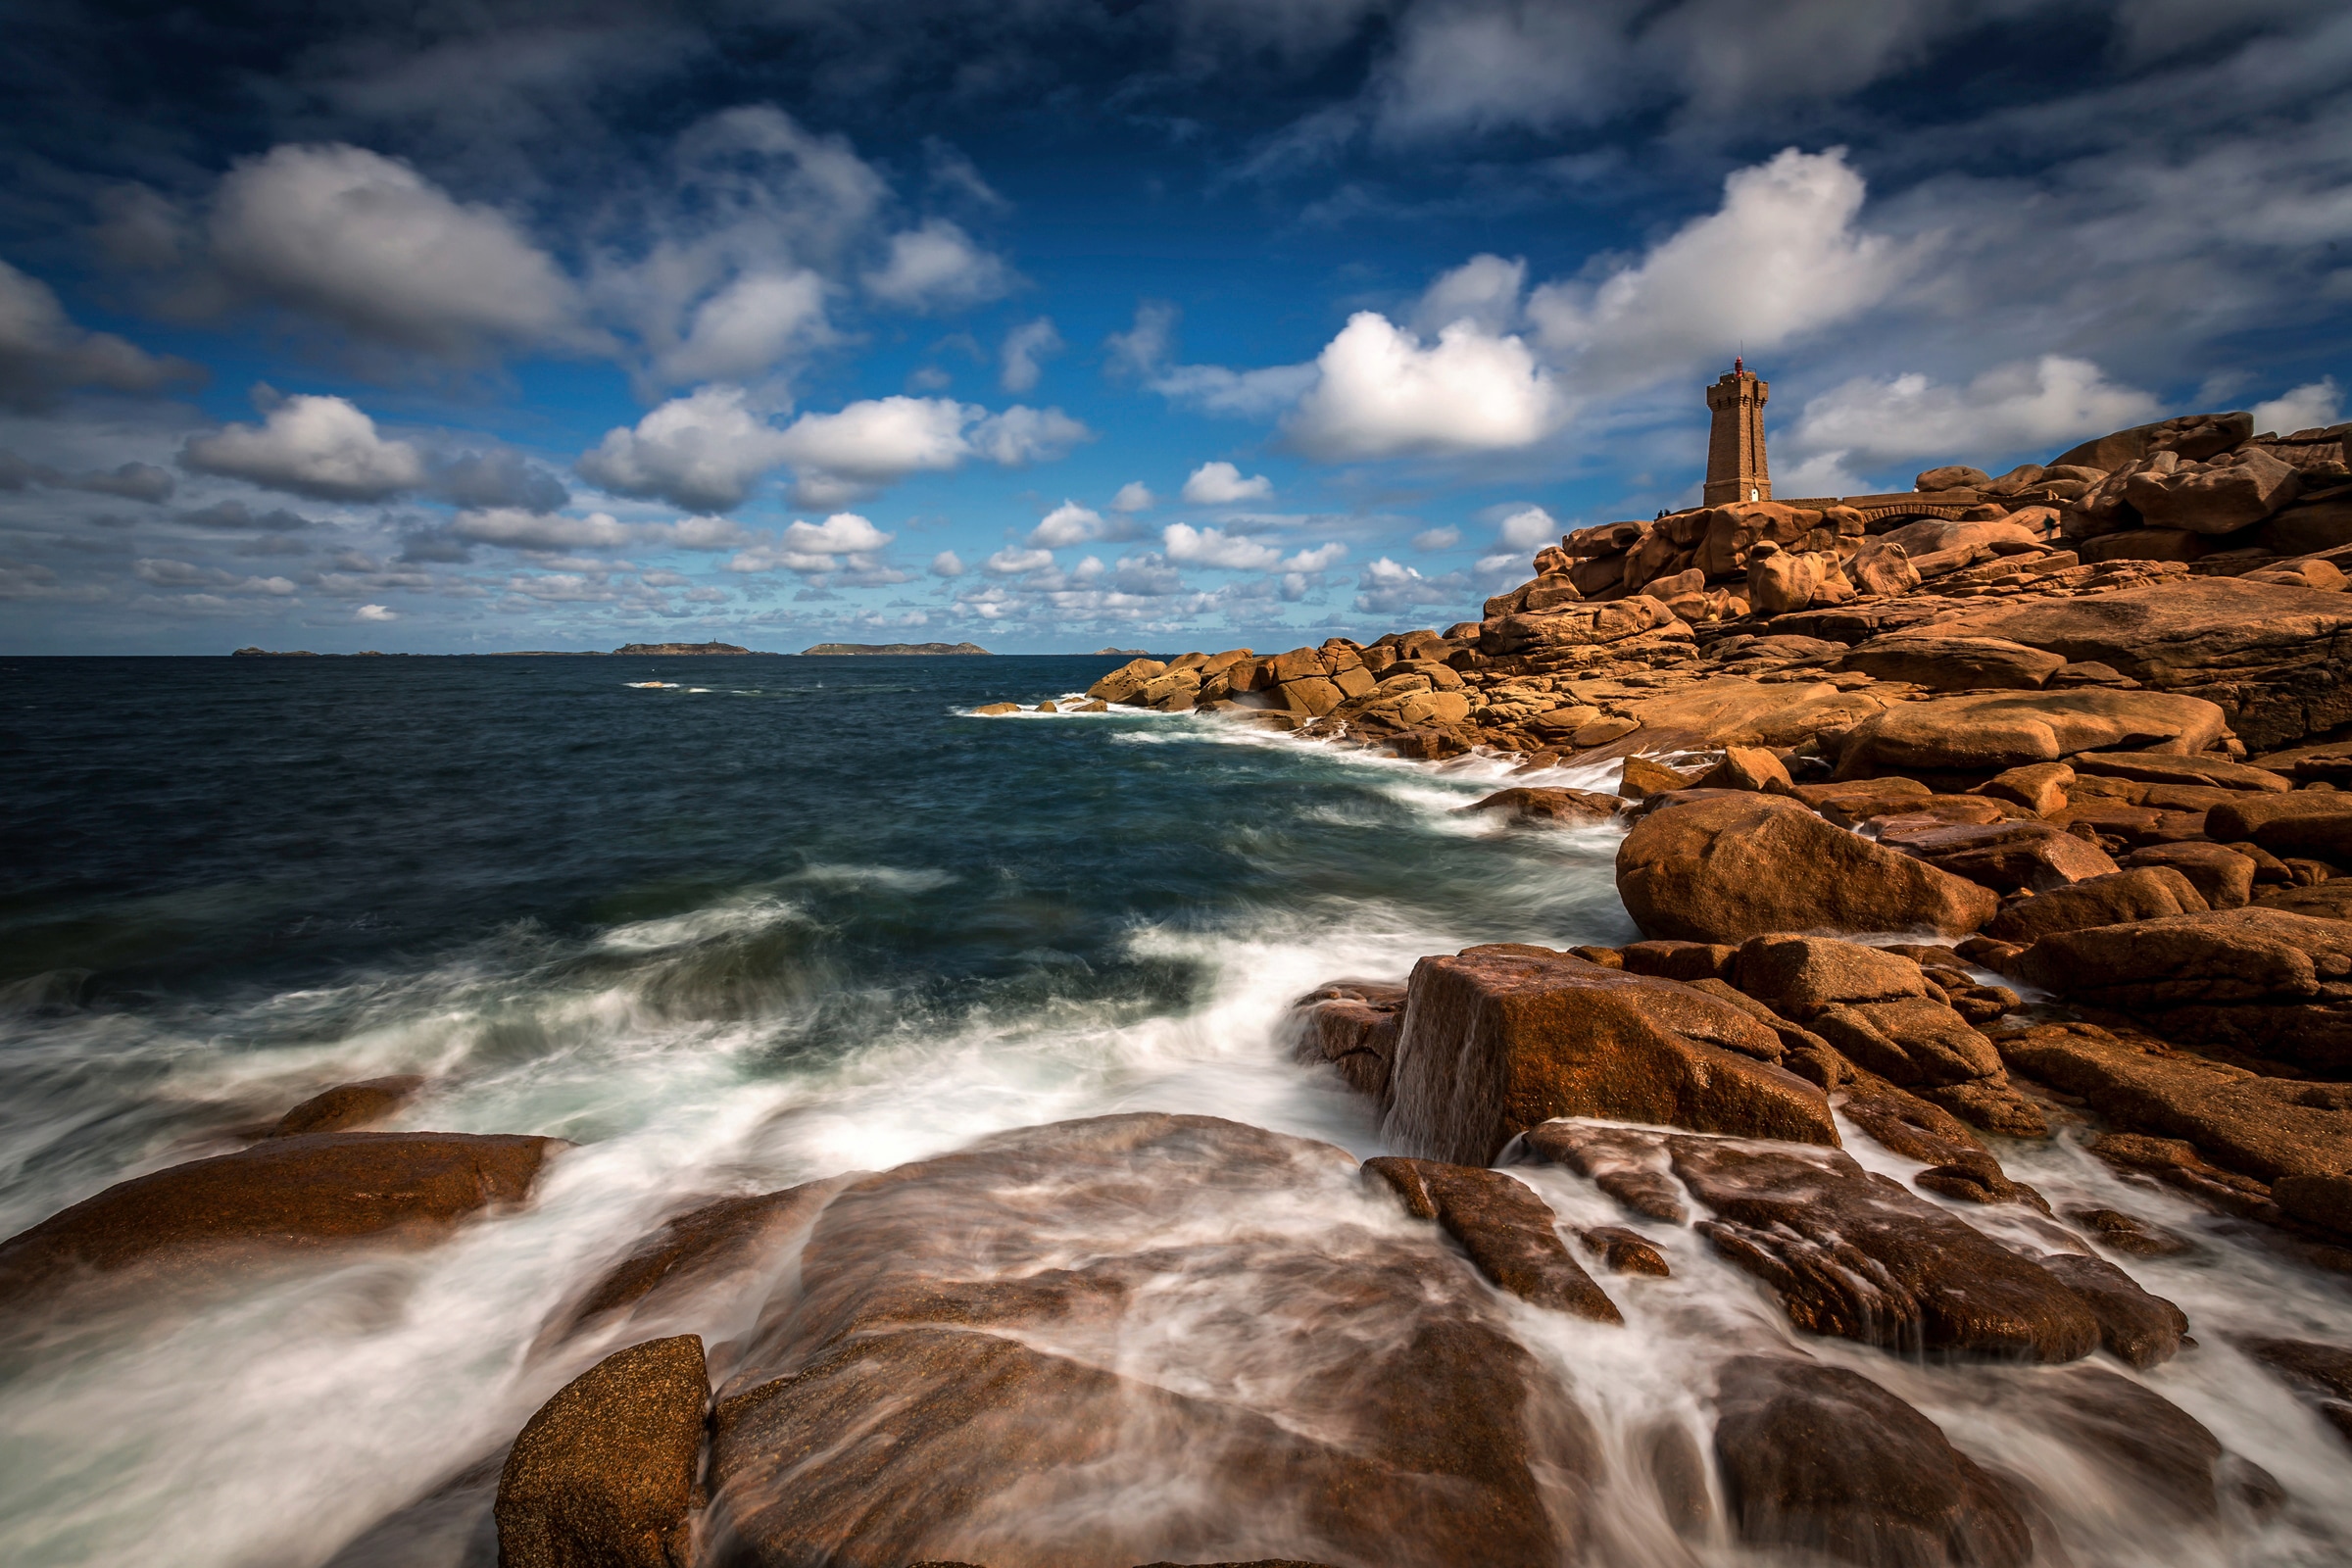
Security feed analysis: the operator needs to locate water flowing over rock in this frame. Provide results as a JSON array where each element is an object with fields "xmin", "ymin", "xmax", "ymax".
[
  {"xmin": 0, "ymin": 1130, "xmax": 558, "ymax": 1303},
  {"xmin": 700, "ymin": 1114, "xmax": 1599, "ymax": 1568}
]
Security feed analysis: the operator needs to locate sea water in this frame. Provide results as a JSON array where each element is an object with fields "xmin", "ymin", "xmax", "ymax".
[{"xmin": 0, "ymin": 654, "xmax": 2346, "ymax": 1567}]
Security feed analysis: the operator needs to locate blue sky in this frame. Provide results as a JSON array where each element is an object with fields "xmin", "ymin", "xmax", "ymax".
[{"xmin": 2, "ymin": 0, "xmax": 2347, "ymax": 653}]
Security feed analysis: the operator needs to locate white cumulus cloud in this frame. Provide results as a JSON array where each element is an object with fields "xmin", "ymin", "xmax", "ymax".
[
  {"xmin": 726, "ymin": 512, "xmax": 898, "ymax": 576},
  {"xmin": 182, "ymin": 393, "xmax": 427, "ymax": 500},
  {"xmin": 208, "ymin": 143, "xmax": 583, "ymax": 359},
  {"xmin": 984, "ymin": 546, "xmax": 1055, "ymax": 575},
  {"xmin": 1180, "ymin": 461, "xmax": 1275, "ymax": 504},
  {"xmin": 1495, "ymin": 506, "xmax": 1559, "ymax": 549},
  {"xmin": 1527, "ymin": 147, "xmax": 1906, "ymax": 393},
  {"xmin": 452, "ymin": 508, "xmax": 636, "ymax": 550},
  {"xmin": 1164, "ymin": 522, "xmax": 1282, "ymax": 570},
  {"xmin": 576, "ymin": 384, "xmax": 794, "ymax": 513},
  {"xmin": 0, "ymin": 259, "xmax": 196, "ymax": 412},
  {"xmin": 356, "ymin": 604, "xmax": 397, "ymax": 621},
  {"xmin": 1110, "ymin": 480, "xmax": 1155, "ymax": 512},
  {"xmin": 931, "ymin": 550, "xmax": 965, "ymax": 577},
  {"xmin": 2253, "ymin": 378, "xmax": 2341, "ymax": 436},
  {"xmin": 1788, "ymin": 355, "xmax": 2162, "ymax": 469},
  {"xmin": 1286, "ymin": 314, "xmax": 1564, "ymax": 461},
  {"xmin": 1030, "ymin": 501, "xmax": 1104, "ymax": 547}
]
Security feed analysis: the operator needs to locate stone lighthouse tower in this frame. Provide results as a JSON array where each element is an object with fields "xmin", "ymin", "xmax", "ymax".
[{"xmin": 1703, "ymin": 358, "xmax": 1771, "ymax": 506}]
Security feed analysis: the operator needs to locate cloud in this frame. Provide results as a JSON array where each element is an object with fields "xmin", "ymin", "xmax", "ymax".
[
  {"xmin": 1411, "ymin": 254, "xmax": 1526, "ymax": 335},
  {"xmin": 1000, "ymin": 318, "xmax": 1063, "ymax": 392},
  {"xmin": 206, "ymin": 143, "xmax": 583, "ymax": 359},
  {"xmin": 931, "ymin": 550, "xmax": 965, "ymax": 577},
  {"xmin": 964, "ymin": 405, "xmax": 1091, "ymax": 466},
  {"xmin": 1030, "ymin": 501, "xmax": 1105, "ymax": 546},
  {"xmin": 862, "ymin": 219, "xmax": 1015, "ymax": 312},
  {"xmin": 983, "ymin": 546, "xmax": 1055, "ymax": 574},
  {"xmin": 431, "ymin": 448, "xmax": 569, "ymax": 512},
  {"xmin": 651, "ymin": 269, "xmax": 831, "ymax": 387},
  {"xmin": 1181, "ymin": 461, "xmax": 1275, "ymax": 504},
  {"xmin": 65, "ymin": 462, "xmax": 177, "ymax": 503},
  {"xmin": 180, "ymin": 499, "xmax": 315, "ymax": 532},
  {"xmin": 0, "ymin": 259, "xmax": 198, "ymax": 412},
  {"xmin": 1159, "ymin": 524, "xmax": 1344, "ymax": 575},
  {"xmin": 1286, "ymin": 313, "xmax": 1564, "ymax": 461},
  {"xmin": 577, "ymin": 384, "xmax": 793, "ymax": 512},
  {"xmin": 581, "ymin": 387, "xmax": 1089, "ymax": 511},
  {"xmin": 2254, "ymin": 377, "xmax": 2341, "ymax": 435},
  {"xmin": 1110, "ymin": 480, "xmax": 1155, "ymax": 512},
  {"xmin": 1108, "ymin": 302, "xmax": 1316, "ymax": 416},
  {"xmin": 1494, "ymin": 505, "xmax": 1558, "ymax": 549},
  {"xmin": 133, "ymin": 558, "xmax": 299, "ymax": 595},
  {"xmin": 725, "ymin": 512, "xmax": 899, "ymax": 578},
  {"xmin": 1412, "ymin": 525, "xmax": 1460, "ymax": 550},
  {"xmin": 356, "ymin": 603, "xmax": 398, "ymax": 621},
  {"xmin": 1787, "ymin": 355, "xmax": 2163, "ymax": 469},
  {"xmin": 1526, "ymin": 148, "xmax": 1906, "ymax": 393},
  {"xmin": 1352, "ymin": 555, "xmax": 1470, "ymax": 616},
  {"xmin": 453, "ymin": 507, "xmax": 635, "ymax": 550},
  {"xmin": 181, "ymin": 393, "xmax": 428, "ymax": 500}
]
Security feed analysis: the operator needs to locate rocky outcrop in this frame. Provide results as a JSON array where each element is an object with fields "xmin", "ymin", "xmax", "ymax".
[
  {"xmin": 0, "ymin": 1131, "xmax": 558, "ymax": 1301},
  {"xmin": 495, "ymin": 1335, "xmax": 710, "ymax": 1568},
  {"xmin": 1617, "ymin": 795, "xmax": 2000, "ymax": 942},
  {"xmin": 1382, "ymin": 945, "xmax": 1838, "ymax": 1166}
]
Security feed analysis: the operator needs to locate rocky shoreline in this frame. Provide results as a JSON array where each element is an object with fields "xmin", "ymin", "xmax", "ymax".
[{"xmin": 13, "ymin": 407, "xmax": 2352, "ymax": 1567}]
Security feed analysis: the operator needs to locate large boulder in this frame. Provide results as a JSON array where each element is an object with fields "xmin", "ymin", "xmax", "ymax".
[
  {"xmin": 2013, "ymin": 906, "xmax": 2352, "ymax": 1007},
  {"xmin": 1880, "ymin": 818, "xmax": 2120, "ymax": 894},
  {"xmin": 1382, "ymin": 945, "xmax": 1837, "ymax": 1167},
  {"xmin": 1710, "ymin": 1356, "xmax": 2031, "ymax": 1568},
  {"xmin": 1905, "ymin": 577, "xmax": 2352, "ymax": 752},
  {"xmin": 2049, "ymin": 410, "xmax": 2253, "ymax": 471},
  {"xmin": 1617, "ymin": 795, "xmax": 2000, "ymax": 943},
  {"xmin": 495, "ymin": 1335, "xmax": 710, "ymax": 1568},
  {"xmin": 2124, "ymin": 447, "xmax": 2302, "ymax": 534},
  {"xmin": 1087, "ymin": 658, "xmax": 1167, "ymax": 704},
  {"xmin": 0, "ymin": 1131, "xmax": 558, "ymax": 1301},
  {"xmin": 1832, "ymin": 689, "xmax": 2230, "ymax": 778},
  {"xmin": 547, "ymin": 1181, "xmax": 847, "ymax": 1344},
  {"xmin": 705, "ymin": 1114, "xmax": 1596, "ymax": 1568},
  {"xmin": 1983, "ymin": 865, "xmax": 2210, "ymax": 945},
  {"xmin": 1483, "ymin": 598, "xmax": 1676, "ymax": 656}
]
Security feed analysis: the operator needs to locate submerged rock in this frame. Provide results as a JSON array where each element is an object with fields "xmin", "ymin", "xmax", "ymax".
[
  {"xmin": 1361, "ymin": 1156, "xmax": 1621, "ymax": 1321},
  {"xmin": 267, "ymin": 1075, "xmax": 427, "ymax": 1137}
]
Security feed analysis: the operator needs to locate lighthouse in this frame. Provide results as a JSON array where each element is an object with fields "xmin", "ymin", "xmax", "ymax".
[{"xmin": 1703, "ymin": 357, "xmax": 1771, "ymax": 507}]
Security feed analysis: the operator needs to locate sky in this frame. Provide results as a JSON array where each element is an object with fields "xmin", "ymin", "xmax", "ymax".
[{"xmin": 1, "ymin": 0, "xmax": 2347, "ymax": 654}]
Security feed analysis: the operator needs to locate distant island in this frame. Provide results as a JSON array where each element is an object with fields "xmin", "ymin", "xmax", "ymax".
[
  {"xmin": 1094, "ymin": 647, "xmax": 1152, "ymax": 656},
  {"xmin": 231, "ymin": 648, "xmax": 393, "ymax": 657},
  {"xmin": 802, "ymin": 642, "xmax": 992, "ymax": 656}
]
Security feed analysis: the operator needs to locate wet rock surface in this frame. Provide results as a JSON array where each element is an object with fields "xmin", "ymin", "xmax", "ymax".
[
  {"xmin": 1710, "ymin": 1355, "xmax": 2032, "ymax": 1568},
  {"xmin": 702, "ymin": 1114, "xmax": 1599, "ymax": 1568},
  {"xmin": 0, "ymin": 1130, "xmax": 559, "ymax": 1301},
  {"xmin": 495, "ymin": 1334, "xmax": 710, "ymax": 1568}
]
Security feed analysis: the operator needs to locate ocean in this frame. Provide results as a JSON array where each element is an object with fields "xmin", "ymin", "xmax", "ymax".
[{"xmin": 2, "ymin": 654, "xmax": 2348, "ymax": 1567}]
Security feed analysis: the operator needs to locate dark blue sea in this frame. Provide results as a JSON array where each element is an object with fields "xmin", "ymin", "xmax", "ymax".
[{"xmin": 3, "ymin": 655, "xmax": 2348, "ymax": 1567}]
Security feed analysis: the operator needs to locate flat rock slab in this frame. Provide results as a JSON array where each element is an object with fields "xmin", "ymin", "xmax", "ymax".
[
  {"xmin": 0, "ymin": 1130, "xmax": 559, "ymax": 1300},
  {"xmin": 1916, "ymin": 577, "xmax": 2352, "ymax": 751},
  {"xmin": 2013, "ymin": 906, "xmax": 2352, "ymax": 1006},
  {"xmin": 1993, "ymin": 1020, "xmax": 2352, "ymax": 1187},
  {"xmin": 1618, "ymin": 795, "xmax": 1998, "ymax": 943},
  {"xmin": 1382, "ymin": 944, "xmax": 1837, "ymax": 1168},
  {"xmin": 1833, "ymin": 688, "xmax": 2230, "ymax": 778}
]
